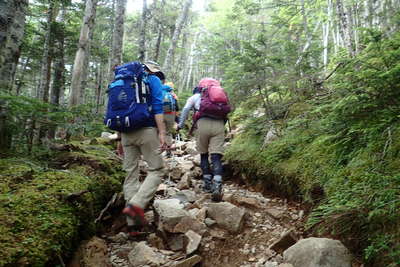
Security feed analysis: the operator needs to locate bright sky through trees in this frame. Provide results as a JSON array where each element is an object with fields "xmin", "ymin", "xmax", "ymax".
[{"xmin": 126, "ymin": 0, "xmax": 205, "ymax": 14}]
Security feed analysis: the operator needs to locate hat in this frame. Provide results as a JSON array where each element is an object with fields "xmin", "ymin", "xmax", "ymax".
[{"xmin": 143, "ymin": 61, "xmax": 161, "ymax": 73}]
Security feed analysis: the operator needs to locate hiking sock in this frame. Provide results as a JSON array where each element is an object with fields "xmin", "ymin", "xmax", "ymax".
[
  {"xmin": 200, "ymin": 153, "xmax": 211, "ymax": 175},
  {"xmin": 210, "ymin": 153, "xmax": 223, "ymax": 176}
]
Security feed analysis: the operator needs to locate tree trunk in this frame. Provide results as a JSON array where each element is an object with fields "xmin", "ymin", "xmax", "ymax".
[
  {"xmin": 0, "ymin": 0, "xmax": 29, "ymax": 92},
  {"xmin": 109, "ymin": 0, "xmax": 127, "ymax": 81},
  {"xmin": 336, "ymin": 0, "xmax": 354, "ymax": 57},
  {"xmin": 95, "ymin": 61, "xmax": 104, "ymax": 113},
  {"xmin": 154, "ymin": 25, "xmax": 163, "ymax": 62},
  {"xmin": 37, "ymin": 0, "xmax": 57, "ymax": 102},
  {"xmin": 183, "ymin": 33, "xmax": 198, "ymax": 92},
  {"xmin": 163, "ymin": 0, "xmax": 192, "ymax": 76},
  {"xmin": 50, "ymin": 6, "xmax": 66, "ymax": 107},
  {"xmin": 69, "ymin": 0, "xmax": 98, "ymax": 107},
  {"xmin": 138, "ymin": 0, "xmax": 147, "ymax": 62},
  {"xmin": 15, "ymin": 57, "xmax": 30, "ymax": 95},
  {"xmin": 80, "ymin": 26, "xmax": 95, "ymax": 103}
]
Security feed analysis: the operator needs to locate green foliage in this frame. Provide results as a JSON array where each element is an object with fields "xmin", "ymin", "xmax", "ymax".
[
  {"xmin": 0, "ymin": 141, "xmax": 124, "ymax": 266},
  {"xmin": 226, "ymin": 32, "xmax": 400, "ymax": 265},
  {"xmin": 0, "ymin": 92, "xmax": 107, "ymax": 155}
]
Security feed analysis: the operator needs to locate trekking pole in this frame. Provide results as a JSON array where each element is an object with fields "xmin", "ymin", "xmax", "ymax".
[
  {"xmin": 176, "ymin": 133, "xmax": 181, "ymax": 152},
  {"xmin": 228, "ymin": 118, "xmax": 232, "ymax": 133}
]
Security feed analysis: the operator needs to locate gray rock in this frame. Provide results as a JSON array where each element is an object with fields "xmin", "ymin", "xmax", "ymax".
[
  {"xmin": 177, "ymin": 173, "xmax": 192, "ymax": 190},
  {"xmin": 265, "ymin": 208, "xmax": 285, "ymax": 219},
  {"xmin": 185, "ymin": 230, "xmax": 202, "ymax": 255},
  {"xmin": 108, "ymin": 232, "xmax": 128, "ymax": 243},
  {"xmin": 206, "ymin": 202, "xmax": 246, "ymax": 233},
  {"xmin": 188, "ymin": 167, "xmax": 202, "ymax": 180},
  {"xmin": 154, "ymin": 199, "xmax": 190, "ymax": 233},
  {"xmin": 128, "ymin": 241, "xmax": 165, "ymax": 266},
  {"xmin": 172, "ymin": 190, "xmax": 197, "ymax": 203},
  {"xmin": 168, "ymin": 234, "xmax": 185, "ymax": 251},
  {"xmin": 204, "ymin": 218, "xmax": 216, "ymax": 227},
  {"xmin": 169, "ymin": 166, "xmax": 183, "ymax": 181},
  {"xmin": 283, "ymin": 237, "xmax": 353, "ymax": 267},
  {"xmin": 172, "ymin": 255, "xmax": 202, "ymax": 267},
  {"xmin": 264, "ymin": 262, "xmax": 279, "ymax": 267},
  {"xmin": 173, "ymin": 216, "xmax": 207, "ymax": 235},
  {"xmin": 179, "ymin": 161, "xmax": 194, "ymax": 172},
  {"xmin": 270, "ymin": 229, "xmax": 298, "ymax": 254}
]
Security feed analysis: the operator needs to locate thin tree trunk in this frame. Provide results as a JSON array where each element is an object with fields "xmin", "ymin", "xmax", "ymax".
[
  {"xmin": 69, "ymin": 0, "xmax": 98, "ymax": 107},
  {"xmin": 183, "ymin": 33, "xmax": 198, "ymax": 92},
  {"xmin": 163, "ymin": 0, "xmax": 192, "ymax": 76},
  {"xmin": 110, "ymin": 0, "xmax": 127, "ymax": 69},
  {"xmin": 95, "ymin": 61, "xmax": 104, "ymax": 113},
  {"xmin": 154, "ymin": 25, "xmax": 163, "ymax": 62},
  {"xmin": 50, "ymin": 6, "xmax": 66, "ymax": 107},
  {"xmin": 15, "ymin": 57, "xmax": 30, "ymax": 95},
  {"xmin": 37, "ymin": 0, "xmax": 57, "ymax": 102},
  {"xmin": 138, "ymin": 0, "xmax": 147, "ymax": 62},
  {"xmin": 80, "ymin": 24, "xmax": 95, "ymax": 103}
]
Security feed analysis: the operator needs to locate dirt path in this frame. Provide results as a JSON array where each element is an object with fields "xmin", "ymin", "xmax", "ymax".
[{"xmin": 68, "ymin": 140, "xmax": 305, "ymax": 267}]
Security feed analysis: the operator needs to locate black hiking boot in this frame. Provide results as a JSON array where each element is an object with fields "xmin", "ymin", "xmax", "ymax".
[{"xmin": 203, "ymin": 174, "xmax": 212, "ymax": 193}]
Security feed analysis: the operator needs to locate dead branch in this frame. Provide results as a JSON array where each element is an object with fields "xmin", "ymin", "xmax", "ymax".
[{"xmin": 95, "ymin": 193, "xmax": 118, "ymax": 224}]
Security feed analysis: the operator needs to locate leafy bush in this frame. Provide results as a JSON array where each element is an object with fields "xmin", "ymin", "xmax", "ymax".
[{"xmin": 226, "ymin": 32, "xmax": 400, "ymax": 266}]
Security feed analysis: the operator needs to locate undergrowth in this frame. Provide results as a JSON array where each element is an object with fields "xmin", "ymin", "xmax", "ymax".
[{"xmin": 225, "ymin": 32, "xmax": 400, "ymax": 266}]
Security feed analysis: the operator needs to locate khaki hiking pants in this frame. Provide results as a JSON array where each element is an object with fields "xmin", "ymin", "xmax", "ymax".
[
  {"xmin": 164, "ymin": 113, "xmax": 175, "ymax": 147},
  {"xmin": 196, "ymin": 117, "xmax": 225, "ymax": 155},
  {"xmin": 121, "ymin": 127, "xmax": 164, "ymax": 211}
]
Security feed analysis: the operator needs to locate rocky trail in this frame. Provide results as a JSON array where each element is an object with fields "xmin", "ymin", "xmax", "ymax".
[{"xmin": 67, "ymin": 140, "xmax": 354, "ymax": 267}]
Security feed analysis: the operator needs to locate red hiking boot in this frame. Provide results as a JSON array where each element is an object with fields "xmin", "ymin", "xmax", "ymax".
[{"xmin": 122, "ymin": 204, "xmax": 147, "ymax": 230}]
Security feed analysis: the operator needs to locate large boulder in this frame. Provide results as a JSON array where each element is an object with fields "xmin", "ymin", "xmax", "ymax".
[
  {"xmin": 206, "ymin": 202, "xmax": 246, "ymax": 233},
  {"xmin": 154, "ymin": 199, "xmax": 191, "ymax": 232},
  {"xmin": 128, "ymin": 242, "xmax": 165, "ymax": 266},
  {"xmin": 283, "ymin": 237, "xmax": 352, "ymax": 267}
]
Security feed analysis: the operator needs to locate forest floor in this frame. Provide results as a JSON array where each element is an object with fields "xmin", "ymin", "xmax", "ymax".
[{"xmin": 66, "ymin": 140, "xmax": 309, "ymax": 267}]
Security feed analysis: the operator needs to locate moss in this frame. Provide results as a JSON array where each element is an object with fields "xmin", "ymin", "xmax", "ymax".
[{"xmin": 0, "ymin": 142, "xmax": 124, "ymax": 266}]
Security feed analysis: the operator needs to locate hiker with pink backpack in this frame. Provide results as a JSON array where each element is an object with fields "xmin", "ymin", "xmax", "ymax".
[{"xmin": 177, "ymin": 78, "xmax": 231, "ymax": 201}]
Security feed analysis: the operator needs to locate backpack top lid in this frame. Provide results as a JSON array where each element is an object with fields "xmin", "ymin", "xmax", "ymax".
[
  {"xmin": 114, "ymin": 61, "xmax": 143, "ymax": 80},
  {"xmin": 198, "ymin": 78, "xmax": 220, "ymax": 89}
]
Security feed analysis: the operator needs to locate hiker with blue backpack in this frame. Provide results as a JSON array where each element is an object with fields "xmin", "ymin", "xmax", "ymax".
[
  {"xmin": 177, "ymin": 78, "xmax": 231, "ymax": 201},
  {"xmin": 104, "ymin": 60, "xmax": 166, "ymax": 236},
  {"xmin": 162, "ymin": 82, "xmax": 179, "ymax": 156}
]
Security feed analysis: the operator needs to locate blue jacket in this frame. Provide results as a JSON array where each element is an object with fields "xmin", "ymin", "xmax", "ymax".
[{"xmin": 146, "ymin": 74, "xmax": 163, "ymax": 115}]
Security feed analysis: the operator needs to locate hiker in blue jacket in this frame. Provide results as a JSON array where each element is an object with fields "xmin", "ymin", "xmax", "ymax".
[{"xmin": 121, "ymin": 61, "xmax": 167, "ymax": 236}]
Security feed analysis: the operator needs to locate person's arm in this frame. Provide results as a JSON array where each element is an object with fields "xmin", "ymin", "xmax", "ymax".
[
  {"xmin": 148, "ymin": 75, "xmax": 167, "ymax": 149},
  {"xmin": 178, "ymin": 94, "xmax": 198, "ymax": 129}
]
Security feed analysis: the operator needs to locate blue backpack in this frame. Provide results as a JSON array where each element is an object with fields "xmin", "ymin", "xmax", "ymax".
[
  {"xmin": 162, "ymin": 88, "xmax": 176, "ymax": 113},
  {"xmin": 104, "ymin": 62, "xmax": 152, "ymax": 132}
]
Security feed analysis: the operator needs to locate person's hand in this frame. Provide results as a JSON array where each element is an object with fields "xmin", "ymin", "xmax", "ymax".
[
  {"xmin": 175, "ymin": 124, "xmax": 181, "ymax": 132},
  {"xmin": 116, "ymin": 141, "xmax": 124, "ymax": 157}
]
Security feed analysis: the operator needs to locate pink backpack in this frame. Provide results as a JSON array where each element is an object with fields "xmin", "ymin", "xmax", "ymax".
[{"xmin": 197, "ymin": 78, "xmax": 231, "ymax": 120}]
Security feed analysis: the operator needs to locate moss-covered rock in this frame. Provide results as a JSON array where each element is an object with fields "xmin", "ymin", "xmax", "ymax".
[{"xmin": 0, "ymin": 142, "xmax": 124, "ymax": 266}]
